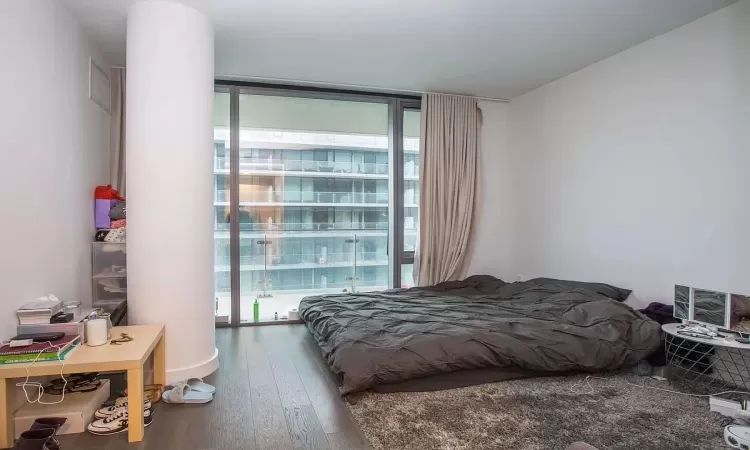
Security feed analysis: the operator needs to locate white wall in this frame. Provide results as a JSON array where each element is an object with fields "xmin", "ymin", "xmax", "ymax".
[
  {"xmin": 466, "ymin": 101, "xmax": 514, "ymax": 280},
  {"xmin": 0, "ymin": 0, "xmax": 111, "ymax": 339},
  {"xmin": 506, "ymin": 0, "xmax": 750, "ymax": 307}
]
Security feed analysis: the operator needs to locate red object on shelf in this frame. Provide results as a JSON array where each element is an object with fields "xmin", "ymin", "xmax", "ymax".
[{"xmin": 94, "ymin": 185, "xmax": 124, "ymax": 201}]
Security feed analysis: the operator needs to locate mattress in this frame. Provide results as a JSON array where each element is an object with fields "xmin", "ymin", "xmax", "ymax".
[{"xmin": 299, "ymin": 275, "xmax": 662, "ymax": 395}]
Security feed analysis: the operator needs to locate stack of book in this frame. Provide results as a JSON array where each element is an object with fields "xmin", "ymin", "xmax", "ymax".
[
  {"xmin": 0, "ymin": 335, "xmax": 80, "ymax": 365},
  {"xmin": 17, "ymin": 298, "xmax": 63, "ymax": 325}
]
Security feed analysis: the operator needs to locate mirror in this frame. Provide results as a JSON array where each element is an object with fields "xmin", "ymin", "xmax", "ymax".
[
  {"xmin": 674, "ymin": 285, "xmax": 690, "ymax": 320},
  {"xmin": 692, "ymin": 288, "xmax": 728, "ymax": 328}
]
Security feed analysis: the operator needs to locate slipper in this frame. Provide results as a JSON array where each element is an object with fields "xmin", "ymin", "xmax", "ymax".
[
  {"xmin": 185, "ymin": 378, "xmax": 215, "ymax": 394},
  {"xmin": 161, "ymin": 382, "xmax": 213, "ymax": 404}
]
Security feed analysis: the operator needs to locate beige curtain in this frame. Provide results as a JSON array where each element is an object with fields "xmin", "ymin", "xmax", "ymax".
[
  {"xmin": 110, "ymin": 68, "xmax": 126, "ymax": 195},
  {"xmin": 414, "ymin": 93, "xmax": 479, "ymax": 286}
]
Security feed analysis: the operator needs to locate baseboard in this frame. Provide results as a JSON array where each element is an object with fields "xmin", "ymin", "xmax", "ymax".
[{"xmin": 165, "ymin": 347, "xmax": 219, "ymax": 383}]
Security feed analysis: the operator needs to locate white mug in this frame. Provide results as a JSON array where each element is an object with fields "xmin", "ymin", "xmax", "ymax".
[{"xmin": 86, "ymin": 318, "xmax": 108, "ymax": 346}]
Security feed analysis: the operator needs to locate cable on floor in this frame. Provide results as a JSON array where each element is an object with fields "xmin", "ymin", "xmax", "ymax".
[{"xmin": 570, "ymin": 374, "xmax": 750, "ymax": 399}]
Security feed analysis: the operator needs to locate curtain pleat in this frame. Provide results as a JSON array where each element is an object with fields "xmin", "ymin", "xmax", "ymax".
[
  {"xmin": 110, "ymin": 68, "xmax": 126, "ymax": 195},
  {"xmin": 414, "ymin": 93, "xmax": 479, "ymax": 286}
]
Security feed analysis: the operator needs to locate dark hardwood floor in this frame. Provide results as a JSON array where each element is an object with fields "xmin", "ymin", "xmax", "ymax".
[{"xmin": 57, "ymin": 325, "xmax": 370, "ymax": 450}]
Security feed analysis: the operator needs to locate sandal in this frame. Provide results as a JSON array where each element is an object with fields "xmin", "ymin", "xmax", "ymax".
[
  {"xmin": 182, "ymin": 378, "xmax": 215, "ymax": 394},
  {"xmin": 47, "ymin": 372, "xmax": 98, "ymax": 387},
  {"xmin": 124, "ymin": 384, "xmax": 163, "ymax": 402},
  {"xmin": 162, "ymin": 382, "xmax": 213, "ymax": 404},
  {"xmin": 44, "ymin": 378, "xmax": 101, "ymax": 395},
  {"xmin": 144, "ymin": 385, "xmax": 162, "ymax": 403}
]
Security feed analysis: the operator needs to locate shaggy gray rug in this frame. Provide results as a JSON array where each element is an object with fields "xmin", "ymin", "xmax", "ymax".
[{"xmin": 347, "ymin": 374, "xmax": 728, "ymax": 450}]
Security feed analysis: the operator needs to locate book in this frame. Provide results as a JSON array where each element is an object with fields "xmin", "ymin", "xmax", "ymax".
[
  {"xmin": 0, "ymin": 352, "xmax": 61, "ymax": 361},
  {"xmin": 18, "ymin": 298, "xmax": 63, "ymax": 313},
  {"xmin": 0, "ymin": 346, "xmax": 75, "ymax": 360},
  {"xmin": 0, "ymin": 342, "xmax": 79, "ymax": 365},
  {"xmin": 0, "ymin": 335, "xmax": 80, "ymax": 356},
  {"xmin": 17, "ymin": 315, "xmax": 54, "ymax": 326},
  {"xmin": 17, "ymin": 298, "xmax": 64, "ymax": 325}
]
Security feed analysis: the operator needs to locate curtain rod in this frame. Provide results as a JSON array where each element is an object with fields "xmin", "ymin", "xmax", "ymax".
[{"xmin": 110, "ymin": 66, "xmax": 510, "ymax": 103}]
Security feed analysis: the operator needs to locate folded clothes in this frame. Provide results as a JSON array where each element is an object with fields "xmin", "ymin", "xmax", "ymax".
[
  {"xmin": 95, "ymin": 228, "xmax": 126, "ymax": 243},
  {"xmin": 109, "ymin": 201, "xmax": 126, "ymax": 220},
  {"xmin": 110, "ymin": 219, "xmax": 126, "ymax": 228},
  {"xmin": 105, "ymin": 228, "xmax": 126, "ymax": 243}
]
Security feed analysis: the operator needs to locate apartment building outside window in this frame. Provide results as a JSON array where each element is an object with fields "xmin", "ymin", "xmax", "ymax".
[{"xmin": 214, "ymin": 86, "xmax": 420, "ymax": 324}]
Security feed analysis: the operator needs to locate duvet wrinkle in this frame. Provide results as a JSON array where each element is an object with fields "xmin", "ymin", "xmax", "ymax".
[{"xmin": 300, "ymin": 277, "xmax": 662, "ymax": 395}]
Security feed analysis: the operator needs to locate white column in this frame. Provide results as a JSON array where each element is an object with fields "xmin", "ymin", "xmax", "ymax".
[{"xmin": 126, "ymin": 1, "xmax": 218, "ymax": 382}]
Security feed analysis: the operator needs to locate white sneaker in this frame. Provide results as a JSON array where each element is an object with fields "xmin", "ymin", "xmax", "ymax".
[
  {"xmin": 94, "ymin": 399, "xmax": 151, "ymax": 419},
  {"xmin": 87, "ymin": 408, "xmax": 153, "ymax": 435}
]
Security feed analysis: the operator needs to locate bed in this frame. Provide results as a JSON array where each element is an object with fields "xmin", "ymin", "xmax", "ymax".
[{"xmin": 299, "ymin": 275, "xmax": 662, "ymax": 395}]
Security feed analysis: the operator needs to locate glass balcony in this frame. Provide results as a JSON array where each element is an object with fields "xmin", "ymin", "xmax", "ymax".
[
  {"xmin": 215, "ymin": 190, "xmax": 229, "ymax": 202},
  {"xmin": 214, "ymin": 230, "xmax": 388, "ymax": 323},
  {"xmin": 214, "ymin": 222, "xmax": 392, "ymax": 234},
  {"xmin": 230, "ymin": 251, "xmax": 387, "ymax": 268},
  {"xmin": 358, "ymin": 162, "xmax": 389, "ymax": 175},
  {"xmin": 215, "ymin": 190, "xmax": 389, "ymax": 205},
  {"xmin": 214, "ymin": 158, "xmax": 402, "ymax": 177}
]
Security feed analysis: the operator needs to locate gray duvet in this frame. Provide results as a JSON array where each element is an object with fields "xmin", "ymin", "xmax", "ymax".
[{"xmin": 299, "ymin": 276, "xmax": 662, "ymax": 395}]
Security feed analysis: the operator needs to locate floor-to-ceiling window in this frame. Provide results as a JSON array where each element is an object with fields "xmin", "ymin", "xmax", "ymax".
[
  {"xmin": 214, "ymin": 84, "xmax": 420, "ymax": 325},
  {"xmin": 213, "ymin": 88, "xmax": 231, "ymax": 324},
  {"xmin": 401, "ymin": 108, "xmax": 421, "ymax": 288}
]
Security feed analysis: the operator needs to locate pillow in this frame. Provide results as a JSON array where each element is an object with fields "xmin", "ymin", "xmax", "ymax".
[{"xmin": 528, "ymin": 277, "xmax": 632, "ymax": 302}]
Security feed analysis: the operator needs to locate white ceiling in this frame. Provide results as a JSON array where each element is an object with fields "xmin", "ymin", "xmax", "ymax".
[{"xmin": 61, "ymin": 0, "xmax": 737, "ymax": 99}]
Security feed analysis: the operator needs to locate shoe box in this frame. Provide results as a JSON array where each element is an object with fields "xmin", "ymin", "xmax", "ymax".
[{"xmin": 14, "ymin": 379, "xmax": 110, "ymax": 437}]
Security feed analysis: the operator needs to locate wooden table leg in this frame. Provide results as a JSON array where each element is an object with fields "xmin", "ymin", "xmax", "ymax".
[
  {"xmin": 0, "ymin": 378, "xmax": 13, "ymax": 449},
  {"xmin": 153, "ymin": 334, "xmax": 166, "ymax": 387},
  {"xmin": 127, "ymin": 367, "xmax": 145, "ymax": 443}
]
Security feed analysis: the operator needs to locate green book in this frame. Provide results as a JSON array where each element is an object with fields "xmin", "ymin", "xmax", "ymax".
[
  {"xmin": 0, "ymin": 352, "xmax": 61, "ymax": 361},
  {"xmin": 0, "ymin": 342, "xmax": 79, "ymax": 365},
  {"xmin": 0, "ymin": 336, "xmax": 80, "ymax": 361}
]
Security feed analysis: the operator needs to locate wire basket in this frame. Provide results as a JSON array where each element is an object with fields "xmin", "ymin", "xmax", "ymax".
[{"xmin": 665, "ymin": 332, "xmax": 750, "ymax": 401}]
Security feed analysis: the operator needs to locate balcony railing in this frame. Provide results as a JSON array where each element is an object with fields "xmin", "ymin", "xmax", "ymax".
[
  {"xmin": 215, "ymin": 190, "xmax": 390, "ymax": 204},
  {"xmin": 233, "ymin": 251, "xmax": 387, "ymax": 267},
  {"xmin": 214, "ymin": 232, "xmax": 389, "ymax": 297},
  {"xmin": 214, "ymin": 158, "xmax": 419, "ymax": 177},
  {"xmin": 214, "ymin": 222, "xmax": 416, "ymax": 232},
  {"xmin": 214, "ymin": 281, "xmax": 388, "ymax": 295}
]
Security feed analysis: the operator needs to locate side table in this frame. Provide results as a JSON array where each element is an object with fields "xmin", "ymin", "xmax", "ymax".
[
  {"xmin": 662, "ymin": 323, "xmax": 750, "ymax": 396},
  {"xmin": 0, "ymin": 324, "xmax": 165, "ymax": 449}
]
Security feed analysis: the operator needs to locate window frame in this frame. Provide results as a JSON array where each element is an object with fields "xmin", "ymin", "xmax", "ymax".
[
  {"xmin": 389, "ymin": 100, "xmax": 421, "ymax": 290},
  {"xmin": 214, "ymin": 80, "xmax": 421, "ymax": 326}
]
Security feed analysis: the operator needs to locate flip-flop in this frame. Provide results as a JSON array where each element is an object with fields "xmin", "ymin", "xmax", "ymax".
[
  {"xmin": 185, "ymin": 378, "xmax": 215, "ymax": 394},
  {"xmin": 162, "ymin": 382, "xmax": 213, "ymax": 404}
]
